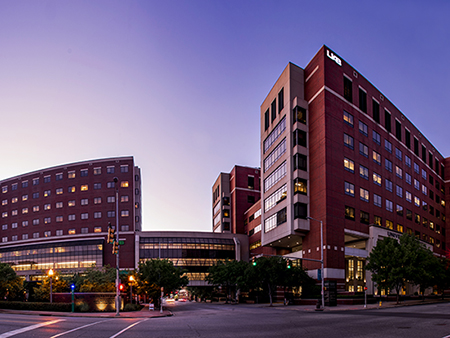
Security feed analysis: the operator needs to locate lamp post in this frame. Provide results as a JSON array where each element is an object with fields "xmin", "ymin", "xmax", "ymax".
[
  {"xmin": 129, "ymin": 275, "xmax": 134, "ymax": 304},
  {"xmin": 306, "ymin": 216, "xmax": 324, "ymax": 310},
  {"xmin": 114, "ymin": 177, "xmax": 120, "ymax": 317},
  {"xmin": 48, "ymin": 269, "xmax": 54, "ymax": 303}
]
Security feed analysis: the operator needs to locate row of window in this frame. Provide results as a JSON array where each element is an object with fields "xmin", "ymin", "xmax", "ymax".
[
  {"xmin": 1, "ymin": 210, "xmax": 131, "ymax": 227},
  {"xmin": 0, "ymin": 225, "xmax": 131, "ymax": 243},
  {"xmin": 1, "ymin": 166, "xmax": 131, "ymax": 193},
  {"xmin": 342, "ymin": 83, "xmax": 444, "ymax": 177},
  {"xmin": 264, "ymin": 88, "xmax": 285, "ymax": 131}
]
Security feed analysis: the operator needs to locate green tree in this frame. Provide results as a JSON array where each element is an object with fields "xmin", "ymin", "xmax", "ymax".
[
  {"xmin": 76, "ymin": 265, "xmax": 116, "ymax": 292},
  {"xmin": 138, "ymin": 259, "xmax": 188, "ymax": 303},
  {"xmin": 0, "ymin": 263, "xmax": 23, "ymax": 300},
  {"xmin": 33, "ymin": 271, "xmax": 70, "ymax": 301},
  {"xmin": 206, "ymin": 259, "xmax": 249, "ymax": 303}
]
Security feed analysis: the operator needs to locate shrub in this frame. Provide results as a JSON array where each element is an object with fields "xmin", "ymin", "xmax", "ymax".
[
  {"xmin": 0, "ymin": 301, "xmax": 71, "ymax": 312},
  {"xmin": 123, "ymin": 303, "xmax": 143, "ymax": 312},
  {"xmin": 75, "ymin": 302, "xmax": 90, "ymax": 312}
]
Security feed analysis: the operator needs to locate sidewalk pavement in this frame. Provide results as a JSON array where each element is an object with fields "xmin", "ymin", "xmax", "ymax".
[
  {"xmin": 0, "ymin": 304, "xmax": 172, "ymax": 318},
  {"xmin": 0, "ymin": 299, "xmax": 448, "ymax": 318}
]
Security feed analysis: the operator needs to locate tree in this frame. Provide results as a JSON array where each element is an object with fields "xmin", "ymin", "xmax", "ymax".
[
  {"xmin": 33, "ymin": 271, "xmax": 70, "ymax": 301},
  {"xmin": 138, "ymin": 259, "xmax": 188, "ymax": 303},
  {"xmin": 0, "ymin": 263, "xmax": 23, "ymax": 300},
  {"xmin": 76, "ymin": 265, "xmax": 116, "ymax": 292},
  {"xmin": 206, "ymin": 259, "xmax": 248, "ymax": 303}
]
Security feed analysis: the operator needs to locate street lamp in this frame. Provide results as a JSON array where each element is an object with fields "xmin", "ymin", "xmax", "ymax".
[
  {"xmin": 114, "ymin": 177, "xmax": 120, "ymax": 317},
  {"xmin": 129, "ymin": 275, "xmax": 134, "ymax": 304},
  {"xmin": 306, "ymin": 216, "xmax": 324, "ymax": 310},
  {"xmin": 48, "ymin": 269, "xmax": 54, "ymax": 303}
]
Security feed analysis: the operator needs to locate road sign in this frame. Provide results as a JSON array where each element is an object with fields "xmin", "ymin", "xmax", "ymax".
[{"xmin": 119, "ymin": 240, "xmax": 125, "ymax": 245}]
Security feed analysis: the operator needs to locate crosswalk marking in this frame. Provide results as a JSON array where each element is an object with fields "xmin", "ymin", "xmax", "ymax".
[
  {"xmin": 50, "ymin": 319, "xmax": 112, "ymax": 338},
  {"xmin": 0, "ymin": 319, "xmax": 64, "ymax": 338},
  {"xmin": 109, "ymin": 318, "xmax": 149, "ymax": 338}
]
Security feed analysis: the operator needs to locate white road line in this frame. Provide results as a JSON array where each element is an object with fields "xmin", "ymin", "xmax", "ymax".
[
  {"xmin": 50, "ymin": 319, "xmax": 112, "ymax": 338},
  {"xmin": 109, "ymin": 318, "xmax": 149, "ymax": 338},
  {"xmin": 0, "ymin": 319, "xmax": 64, "ymax": 338}
]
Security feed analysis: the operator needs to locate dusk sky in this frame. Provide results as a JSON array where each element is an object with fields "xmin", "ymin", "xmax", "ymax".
[{"xmin": 0, "ymin": 1, "xmax": 449, "ymax": 232}]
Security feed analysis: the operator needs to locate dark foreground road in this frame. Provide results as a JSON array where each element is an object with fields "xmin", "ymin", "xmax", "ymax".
[{"xmin": 1, "ymin": 301, "xmax": 450, "ymax": 338}]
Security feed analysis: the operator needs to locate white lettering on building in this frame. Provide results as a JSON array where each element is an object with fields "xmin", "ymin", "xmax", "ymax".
[{"xmin": 327, "ymin": 50, "xmax": 342, "ymax": 66}]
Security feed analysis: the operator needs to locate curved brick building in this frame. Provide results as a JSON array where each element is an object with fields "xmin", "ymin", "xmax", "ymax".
[{"xmin": 0, "ymin": 156, "xmax": 141, "ymax": 280}]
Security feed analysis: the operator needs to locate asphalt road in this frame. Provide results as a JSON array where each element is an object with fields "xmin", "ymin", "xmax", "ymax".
[{"xmin": 1, "ymin": 301, "xmax": 450, "ymax": 338}]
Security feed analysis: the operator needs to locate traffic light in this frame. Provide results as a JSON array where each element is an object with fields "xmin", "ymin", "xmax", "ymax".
[
  {"xmin": 286, "ymin": 260, "xmax": 291, "ymax": 269},
  {"xmin": 119, "ymin": 283, "xmax": 124, "ymax": 291},
  {"xmin": 107, "ymin": 223, "xmax": 115, "ymax": 244},
  {"xmin": 112, "ymin": 241, "xmax": 119, "ymax": 254},
  {"xmin": 251, "ymin": 257, "xmax": 256, "ymax": 266}
]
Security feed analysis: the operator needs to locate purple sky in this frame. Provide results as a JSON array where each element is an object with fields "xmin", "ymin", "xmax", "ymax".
[{"xmin": 0, "ymin": 1, "xmax": 449, "ymax": 232}]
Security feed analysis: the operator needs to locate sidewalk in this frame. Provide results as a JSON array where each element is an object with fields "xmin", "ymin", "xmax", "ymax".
[{"xmin": 0, "ymin": 304, "xmax": 172, "ymax": 318}]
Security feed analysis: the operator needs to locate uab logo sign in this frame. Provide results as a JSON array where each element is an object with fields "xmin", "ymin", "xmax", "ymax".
[{"xmin": 327, "ymin": 50, "xmax": 342, "ymax": 66}]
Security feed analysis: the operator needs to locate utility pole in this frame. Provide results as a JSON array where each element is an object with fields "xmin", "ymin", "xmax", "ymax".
[{"xmin": 114, "ymin": 177, "xmax": 120, "ymax": 317}]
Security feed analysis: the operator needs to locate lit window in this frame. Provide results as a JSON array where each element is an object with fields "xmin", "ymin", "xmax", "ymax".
[
  {"xmin": 11, "ymin": 197, "xmax": 18, "ymax": 204},
  {"xmin": 22, "ymin": 220, "xmax": 28, "ymax": 227},
  {"xmin": 422, "ymin": 185, "xmax": 427, "ymax": 195},
  {"xmin": 56, "ymin": 202, "xmax": 63, "ymax": 209},
  {"xmin": 44, "ymin": 190, "xmax": 51, "ymax": 197},
  {"xmin": 44, "ymin": 204, "xmax": 51, "ymax": 210},
  {"xmin": 44, "ymin": 231, "xmax": 51, "ymax": 237},
  {"xmin": 94, "ymin": 197, "xmax": 102, "ymax": 204},
  {"xmin": 44, "ymin": 217, "xmax": 51, "ymax": 224},
  {"xmin": 1, "ymin": 199, "xmax": 6, "ymax": 206},
  {"xmin": 121, "ymin": 210, "xmax": 130, "ymax": 217},
  {"xmin": 94, "ymin": 227, "xmax": 102, "ymax": 233},
  {"xmin": 56, "ymin": 188, "xmax": 63, "ymax": 195},
  {"xmin": 121, "ymin": 195, "xmax": 129, "ymax": 202},
  {"xmin": 395, "ymin": 166, "xmax": 402, "ymax": 179},
  {"xmin": 360, "ymin": 188, "xmax": 369, "ymax": 202},
  {"xmin": 22, "ymin": 195, "xmax": 28, "ymax": 201},
  {"xmin": 68, "ymin": 200, "xmax": 75, "ymax": 207},
  {"xmin": 121, "ymin": 181, "xmax": 129, "ymax": 188},
  {"xmin": 396, "ymin": 205, "xmax": 403, "ymax": 216},
  {"xmin": 94, "ymin": 167, "xmax": 101, "ymax": 175},
  {"xmin": 414, "ymin": 196, "xmax": 420, "ymax": 207},
  {"xmin": 56, "ymin": 216, "xmax": 63, "ymax": 222},
  {"xmin": 81, "ymin": 185, "xmax": 88, "ymax": 191},
  {"xmin": 68, "ymin": 229, "xmax": 76, "ymax": 235},
  {"xmin": 11, "ymin": 210, "xmax": 18, "ymax": 216},
  {"xmin": 372, "ymin": 151, "xmax": 381, "ymax": 165},
  {"xmin": 360, "ymin": 165, "xmax": 369, "ymax": 180},
  {"xmin": 344, "ymin": 133, "xmax": 354, "ymax": 149},
  {"xmin": 343, "ymin": 111, "xmax": 354, "ymax": 126},
  {"xmin": 373, "ymin": 173, "xmax": 381, "ymax": 186},
  {"xmin": 345, "ymin": 206, "xmax": 355, "ymax": 220},
  {"xmin": 68, "ymin": 171, "xmax": 75, "ymax": 179},
  {"xmin": 22, "ymin": 208, "xmax": 28, "ymax": 214},
  {"xmin": 344, "ymin": 182, "xmax": 354, "ymax": 196},
  {"xmin": 344, "ymin": 158, "xmax": 354, "ymax": 172},
  {"xmin": 2, "ymin": 212, "xmax": 7, "ymax": 218},
  {"xmin": 68, "ymin": 186, "xmax": 76, "ymax": 193}
]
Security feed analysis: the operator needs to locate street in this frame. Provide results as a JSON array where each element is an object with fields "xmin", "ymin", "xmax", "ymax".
[{"xmin": 1, "ymin": 301, "xmax": 450, "ymax": 338}]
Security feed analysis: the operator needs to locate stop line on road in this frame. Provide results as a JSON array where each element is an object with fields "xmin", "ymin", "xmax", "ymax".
[{"xmin": 0, "ymin": 319, "xmax": 65, "ymax": 338}]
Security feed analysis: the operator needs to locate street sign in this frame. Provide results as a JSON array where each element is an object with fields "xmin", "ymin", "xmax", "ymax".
[{"xmin": 119, "ymin": 240, "xmax": 124, "ymax": 245}]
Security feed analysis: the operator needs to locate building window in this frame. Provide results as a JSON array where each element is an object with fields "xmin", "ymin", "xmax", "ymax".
[
  {"xmin": 344, "ymin": 158, "xmax": 354, "ymax": 173},
  {"xmin": 271, "ymin": 98, "xmax": 276, "ymax": 122},
  {"xmin": 422, "ymin": 145, "xmax": 426, "ymax": 162},
  {"xmin": 44, "ymin": 176, "xmax": 51, "ymax": 183},
  {"xmin": 32, "ymin": 192, "xmax": 39, "ymax": 199},
  {"xmin": 248, "ymin": 196, "xmax": 255, "ymax": 203},
  {"xmin": 422, "ymin": 185, "xmax": 427, "ymax": 196},
  {"xmin": 395, "ymin": 148, "xmax": 402, "ymax": 161},
  {"xmin": 22, "ymin": 221, "xmax": 28, "ymax": 227},
  {"xmin": 1, "ymin": 212, "xmax": 7, "ymax": 218},
  {"xmin": 359, "ymin": 142, "xmax": 368, "ymax": 157},
  {"xmin": 422, "ymin": 169, "xmax": 427, "ymax": 180},
  {"xmin": 121, "ymin": 195, "xmax": 129, "ymax": 202},
  {"xmin": 359, "ymin": 165, "xmax": 369, "ymax": 180},
  {"xmin": 94, "ymin": 167, "xmax": 101, "ymax": 175},
  {"xmin": 414, "ymin": 179, "xmax": 420, "ymax": 190},
  {"xmin": 344, "ymin": 134, "xmax": 354, "ymax": 149},
  {"xmin": 294, "ymin": 178, "xmax": 307, "ymax": 195},
  {"xmin": 344, "ymin": 76, "xmax": 352, "ymax": 102},
  {"xmin": 44, "ymin": 204, "xmax": 51, "ymax": 210},
  {"xmin": 264, "ymin": 162, "xmax": 286, "ymax": 192},
  {"xmin": 278, "ymin": 88, "xmax": 284, "ymax": 113},
  {"xmin": 263, "ymin": 117, "xmax": 286, "ymax": 153},
  {"xmin": 121, "ymin": 181, "xmax": 129, "ymax": 188},
  {"xmin": 22, "ymin": 181, "xmax": 28, "ymax": 188},
  {"xmin": 248, "ymin": 176, "xmax": 255, "ymax": 189},
  {"xmin": 94, "ymin": 212, "xmax": 102, "ymax": 219},
  {"xmin": 359, "ymin": 88, "xmax": 367, "ymax": 113},
  {"xmin": 81, "ymin": 185, "xmax": 88, "ymax": 191},
  {"xmin": 374, "ymin": 216, "xmax": 382, "ymax": 226},
  {"xmin": 2, "ymin": 224, "xmax": 7, "ymax": 230},
  {"xmin": 343, "ymin": 111, "xmax": 354, "ymax": 126},
  {"xmin": 44, "ymin": 217, "xmax": 51, "ymax": 224},
  {"xmin": 68, "ymin": 214, "xmax": 76, "ymax": 221},
  {"xmin": 12, "ymin": 235, "xmax": 17, "ymax": 241},
  {"xmin": 405, "ymin": 155, "xmax": 411, "ymax": 168},
  {"xmin": 406, "ymin": 191, "xmax": 412, "ymax": 203},
  {"xmin": 33, "ymin": 178, "xmax": 39, "ymax": 185},
  {"xmin": 11, "ymin": 197, "xmax": 17, "ymax": 204},
  {"xmin": 264, "ymin": 184, "xmax": 287, "ymax": 212},
  {"xmin": 68, "ymin": 186, "xmax": 76, "ymax": 193},
  {"xmin": 33, "ymin": 219, "xmax": 39, "ymax": 225},
  {"xmin": 81, "ymin": 169, "xmax": 88, "ymax": 177},
  {"xmin": 22, "ymin": 194, "xmax": 28, "ymax": 201},
  {"xmin": 81, "ymin": 228, "xmax": 88, "ymax": 234},
  {"xmin": 56, "ymin": 216, "xmax": 63, "ymax": 222},
  {"xmin": 264, "ymin": 138, "xmax": 287, "ymax": 172},
  {"xmin": 396, "ymin": 204, "xmax": 403, "ymax": 216},
  {"xmin": 386, "ymin": 179, "xmax": 393, "ymax": 192},
  {"xmin": 374, "ymin": 194, "xmax": 382, "ymax": 207},
  {"xmin": 293, "ymin": 106, "xmax": 306, "ymax": 124},
  {"xmin": 44, "ymin": 190, "xmax": 51, "ymax": 197},
  {"xmin": 93, "ymin": 183, "xmax": 101, "ymax": 190},
  {"xmin": 68, "ymin": 200, "xmax": 75, "ymax": 207},
  {"xmin": 81, "ymin": 213, "xmax": 89, "ymax": 220},
  {"xmin": 81, "ymin": 198, "xmax": 88, "ymax": 206},
  {"xmin": 56, "ymin": 230, "xmax": 63, "ymax": 236},
  {"xmin": 414, "ymin": 137, "xmax": 419, "ymax": 156},
  {"xmin": 107, "ymin": 166, "xmax": 115, "ymax": 174},
  {"xmin": 264, "ymin": 109, "xmax": 269, "ymax": 131},
  {"xmin": 384, "ymin": 139, "xmax": 392, "ymax": 153},
  {"xmin": 360, "ymin": 188, "xmax": 369, "ymax": 202},
  {"xmin": 107, "ymin": 211, "xmax": 115, "ymax": 218},
  {"xmin": 11, "ymin": 183, "xmax": 17, "ymax": 191},
  {"xmin": 414, "ymin": 196, "xmax": 420, "ymax": 207},
  {"xmin": 56, "ymin": 202, "xmax": 63, "ymax": 209},
  {"xmin": 1, "ymin": 199, "xmax": 6, "ymax": 206},
  {"xmin": 107, "ymin": 182, "xmax": 115, "ymax": 189},
  {"xmin": 120, "ymin": 165, "xmax": 129, "ymax": 173},
  {"xmin": 414, "ymin": 163, "xmax": 420, "ymax": 174},
  {"xmin": 56, "ymin": 188, "xmax": 63, "ymax": 195},
  {"xmin": 293, "ymin": 153, "xmax": 307, "ymax": 171},
  {"xmin": 107, "ymin": 196, "xmax": 115, "ymax": 203},
  {"xmin": 94, "ymin": 227, "xmax": 102, "ymax": 233},
  {"xmin": 11, "ymin": 222, "xmax": 17, "ymax": 229},
  {"xmin": 293, "ymin": 129, "xmax": 307, "ymax": 147},
  {"xmin": 396, "ymin": 185, "xmax": 403, "ymax": 198},
  {"xmin": 385, "ymin": 159, "xmax": 392, "ymax": 172},
  {"xmin": 373, "ymin": 172, "xmax": 381, "ymax": 186},
  {"xmin": 395, "ymin": 166, "xmax": 402, "ymax": 179},
  {"xmin": 345, "ymin": 206, "xmax": 355, "ymax": 220},
  {"xmin": 386, "ymin": 200, "xmax": 393, "ymax": 212},
  {"xmin": 372, "ymin": 130, "xmax": 381, "ymax": 145},
  {"xmin": 344, "ymin": 182, "xmax": 354, "ymax": 196},
  {"xmin": 68, "ymin": 229, "xmax": 76, "ymax": 235},
  {"xmin": 373, "ymin": 99, "xmax": 380, "ymax": 123},
  {"xmin": 372, "ymin": 151, "xmax": 381, "ymax": 165},
  {"xmin": 384, "ymin": 109, "xmax": 391, "ymax": 133},
  {"xmin": 395, "ymin": 120, "xmax": 402, "ymax": 141},
  {"xmin": 11, "ymin": 210, "xmax": 17, "ymax": 216},
  {"xmin": 360, "ymin": 211, "xmax": 369, "ymax": 224}
]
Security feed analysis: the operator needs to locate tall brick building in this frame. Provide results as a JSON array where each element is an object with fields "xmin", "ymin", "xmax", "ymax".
[{"xmin": 259, "ymin": 45, "xmax": 448, "ymax": 294}]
